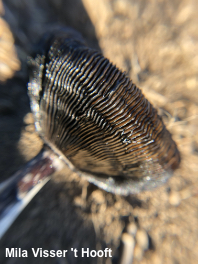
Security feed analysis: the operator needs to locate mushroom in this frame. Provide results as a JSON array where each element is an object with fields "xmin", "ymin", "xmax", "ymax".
[{"xmin": 0, "ymin": 28, "xmax": 180, "ymax": 238}]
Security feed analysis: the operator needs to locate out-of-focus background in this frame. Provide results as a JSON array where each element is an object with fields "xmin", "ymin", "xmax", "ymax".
[{"xmin": 0, "ymin": 0, "xmax": 198, "ymax": 263}]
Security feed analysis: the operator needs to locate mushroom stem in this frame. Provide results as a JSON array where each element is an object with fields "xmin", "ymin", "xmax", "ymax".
[{"xmin": 0, "ymin": 145, "xmax": 64, "ymax": 239}]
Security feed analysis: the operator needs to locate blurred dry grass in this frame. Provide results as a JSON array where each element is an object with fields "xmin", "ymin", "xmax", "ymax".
[
  {"xmin": 0, "ymin": 0, "xmax": 198, "ymax": 264},
  {"xmin": 0, "ymin": 0, "xmax": 20, "ymax": 81}
]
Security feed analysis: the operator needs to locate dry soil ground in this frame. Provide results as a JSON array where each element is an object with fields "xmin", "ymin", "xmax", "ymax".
[{"xmin": 0, "ymin": 0, "xmax": 198, "ymax": 264}]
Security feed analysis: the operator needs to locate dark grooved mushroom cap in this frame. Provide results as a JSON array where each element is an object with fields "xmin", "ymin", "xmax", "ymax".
[{"xmin": 28, "ymin": 28, "xmax": 180, "ymax": 195}]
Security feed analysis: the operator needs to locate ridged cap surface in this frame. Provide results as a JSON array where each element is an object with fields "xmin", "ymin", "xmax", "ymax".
[{"xmin": 28, "ymin": 29, "xmax": 180, "ymax": 195}]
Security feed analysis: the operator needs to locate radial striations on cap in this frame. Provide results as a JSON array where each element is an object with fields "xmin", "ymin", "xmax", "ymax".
[{"xmin": 28, "ymin": 28, "xmax": 180, "ymax": 195}]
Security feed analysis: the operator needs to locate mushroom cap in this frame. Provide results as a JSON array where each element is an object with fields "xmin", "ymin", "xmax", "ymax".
[{"xmin": 28, "ymin": 28, "xmax": 180, "ymax": 195}]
